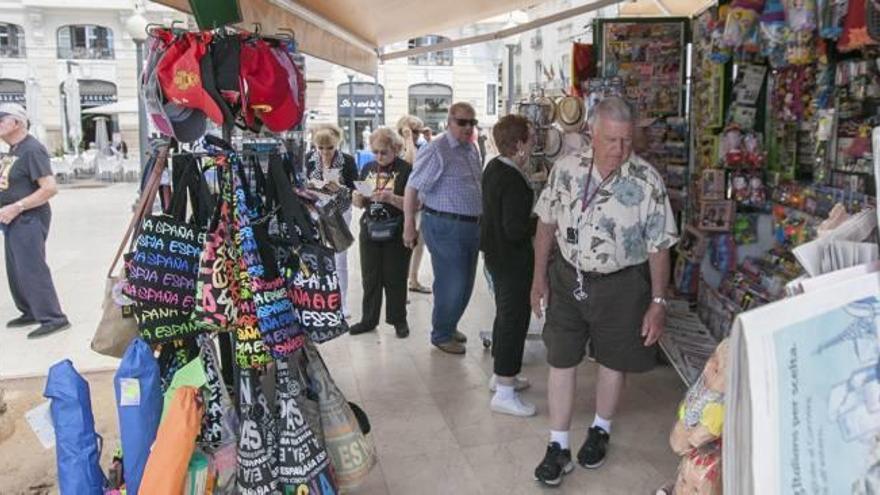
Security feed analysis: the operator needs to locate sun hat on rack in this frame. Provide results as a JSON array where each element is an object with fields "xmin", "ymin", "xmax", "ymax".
[
  {"xmin": 537, "ymin": 95, "xmax": 558, "ymax": 124},
  {"xmin": 543, "ymin": 126, "xmax": 564, "ymax": 159},
  {"xmin": 157, "ymin": 32, "xmax": 225, "ymax": 126},
  {"xmin": 556, "ymin": 95, "xmax": 586, "ymax": 132},
  {"xmin": 240, "ymin": 39, "xmax": 302, "ymax": 132}
]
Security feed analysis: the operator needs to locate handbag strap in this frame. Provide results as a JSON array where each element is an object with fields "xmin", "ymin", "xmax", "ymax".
[{"xmin": 106, "ymin": 146, "xmax": 169, "ymax": 278}]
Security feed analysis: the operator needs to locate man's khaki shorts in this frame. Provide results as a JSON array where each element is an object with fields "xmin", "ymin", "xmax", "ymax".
[{"xmin": 542, "ymin": 256, "xmax": 655, "ymax": 372}]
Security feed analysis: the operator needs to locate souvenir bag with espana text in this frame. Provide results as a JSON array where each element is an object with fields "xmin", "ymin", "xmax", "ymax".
[
  {"xmin": 125, "ymin": 156, "xmax": 207, "ymax": 343},
  {"xmin": 224, "ymin": 154, "xmax": 272, "ymax": 368},
  {"xmin": 192, "ymin": 154, "xmax": 236, "ymax": 332},
  {"xmin": 276, "ymin": 359, "xmax": 338, "ymax": 493},
  {"xmin": 290, "ymin": 243, "xmax": 348, "ymax": 343},
  {"xmin": 269, "ymin": 161, "xmax": 348, "ymax": 343},
  {"xmin": 304, "ymin": 341, "xmax": 376, "ymax": 489},
  {"xmin": 196, "ymin": 334, "xmax": 238, "ymax": 451},
  {"xmin": 233, "ymin": 157, "xmax": 305, "ymax": 359},
  {"xmin": 236, "ymin": 369, "xmax": 278, "ymax": 495}
]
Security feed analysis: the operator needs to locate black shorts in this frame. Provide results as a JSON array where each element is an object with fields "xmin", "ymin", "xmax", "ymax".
[{"xmin": 542, "ymin": 256, "xmax": 655, "ymax": 372}]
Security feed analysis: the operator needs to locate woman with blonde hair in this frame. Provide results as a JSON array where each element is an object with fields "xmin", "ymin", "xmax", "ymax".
[
  {"xmin": 396, "ymin": 115, "xmax": 432, "ymax": 294},
  {"xmin": 349, "ymin": 127, "xmax": 413, "ymax": 338},
  {"xmin": 306, "ymin": 123, "xmax": 358, "ymax": 317}
]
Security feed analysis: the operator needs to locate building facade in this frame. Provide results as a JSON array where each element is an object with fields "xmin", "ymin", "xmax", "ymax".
[
  {"xmin": 0, "ymin": 0, "xmax": 185, "ymax": 155},
  {"xmin": 303, "ymin": 19, "xmax": 511, "ymax": 152},
  {"xmin": 507, "ymin": 0, "xmax": 620, "ymax": 102}
]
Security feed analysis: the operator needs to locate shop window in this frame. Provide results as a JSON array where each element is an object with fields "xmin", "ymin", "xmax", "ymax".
[
  {"xmin": 408, "ymin": 83, "xmax": 453, "ymax": 132},
  {"xmin": 407, "ymin": 35, "xmax": 453, "ymax": 66},
  {"xmin": 0, "ymin": 23, "xmax": 25, "ymax": 58},
  {"xmin": 486, "ymin": 84, "xmax": 497, "ymax": 116},
  {"xmin": 57, "ymin": 25, "xmax": 114, "ymax": 60}
]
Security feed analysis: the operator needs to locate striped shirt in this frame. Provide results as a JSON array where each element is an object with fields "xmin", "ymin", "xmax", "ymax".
[{"xmin": 408, "ymin": 132, "xmax": 482, "ymax": 216}]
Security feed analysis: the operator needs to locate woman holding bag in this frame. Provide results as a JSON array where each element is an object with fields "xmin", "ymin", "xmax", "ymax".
[
  {"xmin": 306, "ymin": 124, "xmax": 357, "ymax": 317},
  {"xmin": 349, "ymin": 128, "xmax": 412, "ymax": 338}
]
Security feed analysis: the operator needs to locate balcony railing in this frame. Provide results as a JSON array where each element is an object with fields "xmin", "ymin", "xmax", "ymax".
[{"xmin": 58, "ymin": 46, "xmax": 114, "ymax": 60}]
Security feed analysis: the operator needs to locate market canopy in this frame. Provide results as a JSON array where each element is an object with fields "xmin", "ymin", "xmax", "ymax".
[
  {"xmin": 619, "ymin": 0, "xmax": 714, "ymax": 17},
  {"xmin": 153, "ymin": 0, "xmax": 710, "ymax": 74}
]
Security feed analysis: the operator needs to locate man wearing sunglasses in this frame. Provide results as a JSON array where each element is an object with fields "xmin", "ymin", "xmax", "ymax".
[{"xmin": 404, "ymin": 102, "xmax": 482, "ymax": 355}]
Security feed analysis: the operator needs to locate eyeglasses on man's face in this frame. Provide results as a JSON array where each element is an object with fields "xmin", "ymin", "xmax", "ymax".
[{"xmin": 317, "ymin": 145, "xmax": 336, "ymax": 151}]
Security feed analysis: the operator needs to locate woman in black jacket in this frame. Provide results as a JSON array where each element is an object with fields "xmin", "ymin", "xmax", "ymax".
[
  {"xmin": 349, "ymin": 127, "xmax": 413, "ymax": 338},
  {"xmin": 305, "ymin": 124, "xmax": 358, "ymax": 317},
  {"xmin": 480, "ymin": 114, "xmax": 537, "ymax": 417}
]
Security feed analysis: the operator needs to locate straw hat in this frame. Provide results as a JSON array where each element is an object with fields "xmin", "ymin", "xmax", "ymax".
[
  {"xmin": 556, "ymin": 95, "xmax": 586, "ymax": 132},
  {"xmin": 543, "ymin": 127, "xmax": 564, "ymax": 159},
  {"xmin": 537, "ymin": 96, "xmax": 557, "ymax": 124}
]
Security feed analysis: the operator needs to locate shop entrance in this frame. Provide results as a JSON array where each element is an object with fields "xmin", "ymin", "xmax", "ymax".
[{"xmin": 337, "ymin": 82, "xmax": 385, "ymax": 153}]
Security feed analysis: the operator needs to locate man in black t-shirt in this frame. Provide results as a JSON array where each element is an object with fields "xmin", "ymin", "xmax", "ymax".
[{"xmin": 0, "ymin": 103, "xmax": 69, "ymax": 338}]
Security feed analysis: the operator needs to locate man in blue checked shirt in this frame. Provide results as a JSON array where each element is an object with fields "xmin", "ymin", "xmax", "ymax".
[{"xmin": 403, "ymin": 102, "xmax": 482, "ymax": 355}]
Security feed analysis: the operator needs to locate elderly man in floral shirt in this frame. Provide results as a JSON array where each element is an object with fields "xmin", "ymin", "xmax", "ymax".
[{"xmin": 530, "ymin": 97, "xmax": 678, "ymax": 487}]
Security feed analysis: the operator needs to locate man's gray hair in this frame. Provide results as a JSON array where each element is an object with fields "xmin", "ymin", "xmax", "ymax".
[{"xmin": 588, "ymin": 96, "xmax": 636, "ymax": 127}]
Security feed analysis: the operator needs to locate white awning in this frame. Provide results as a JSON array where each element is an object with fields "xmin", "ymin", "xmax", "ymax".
[{"xmin": 152, "ymin": 0, "xmax": 709, "ymax": 74}]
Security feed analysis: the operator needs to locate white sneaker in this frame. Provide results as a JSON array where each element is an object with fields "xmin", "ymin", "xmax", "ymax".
[
  {"xmin": 490, "ymin": 393, "xmax": 537, "ymax": 417},
  {"xmin": 489, "ymin": 374, "xmax": 530, "ymax": 392}
]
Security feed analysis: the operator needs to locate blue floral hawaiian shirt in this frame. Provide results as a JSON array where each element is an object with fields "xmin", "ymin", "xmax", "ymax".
[{"xmin": 534, "ymin": 149, "xmax": 679, "ymax": 274}]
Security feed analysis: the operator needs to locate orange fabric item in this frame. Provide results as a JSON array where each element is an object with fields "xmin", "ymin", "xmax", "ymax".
[{"xmin": 140, "ymin": 386, "xmax": 204, "ymax": 494}]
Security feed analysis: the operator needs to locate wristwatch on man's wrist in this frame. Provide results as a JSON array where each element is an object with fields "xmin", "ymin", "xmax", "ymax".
[{"xmin": 651, "ymin": 296, "xmax": 668, "ymax": 308}]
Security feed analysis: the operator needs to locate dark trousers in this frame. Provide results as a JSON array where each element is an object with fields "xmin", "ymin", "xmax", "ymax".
[
  {"xmin": 487, "ymin": 258, "xmax": 533, "ymax": 377},
  {"xmin": 359, "ymin": 231, "xmax": 412, "ymax": 328},
  {"xmin": 4, "ymin": 210, "xmax": 67, "ymax": 325}
]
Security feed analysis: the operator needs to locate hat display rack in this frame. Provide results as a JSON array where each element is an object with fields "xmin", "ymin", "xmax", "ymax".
[
  {"xmin": 142, "ymin": 20, "xmax": 307, "ymax": 149},
  {"xmin": 76, "ymin": 19, "xmax": 376, "ymax": 494}
]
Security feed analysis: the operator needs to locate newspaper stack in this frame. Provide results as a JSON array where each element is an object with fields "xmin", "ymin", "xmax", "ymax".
[
  {"xmin": 724, "ymin": 267, "xmax": 880, "ymax": 494},
  {"xmin": 660, "ymin": 301, "xmax": 719, "ymax": 386}
]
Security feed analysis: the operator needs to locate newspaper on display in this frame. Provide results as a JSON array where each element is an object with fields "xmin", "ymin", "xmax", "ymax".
[{"xmin": 724, "ymin": 270, "xmax": 880, "ymax": 494}]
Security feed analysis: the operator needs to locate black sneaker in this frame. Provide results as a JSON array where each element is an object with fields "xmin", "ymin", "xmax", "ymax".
[
  {"xmin": 27, "ymin": 321, "xmax": 71, "ymax": 339},
  {"xmin": 348, "ymin": 322, "xmax": 376, "ymax": 335},
  {"xmin": 393, "ymin": 322, "xmax": 410, "ymax": 338},
  {"xmin": 577, "ymin": 426, "xmax": 610, "ymax": 469},
  {"xmin": 534, "ymin": 442, "xmax": 574, "ymax": 487},
  {"xmin": 7, "ymin": 315, "xmax": 36, "ymax": 328}
]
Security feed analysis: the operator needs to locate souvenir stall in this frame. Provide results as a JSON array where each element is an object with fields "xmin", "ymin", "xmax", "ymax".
[
  {"xmin": 47, "ymin": 22, "xmax": 376, "ymax": 495},
  {"xmin": 654, "ymin": 0, "xmax": 880, "ymax": 492}
]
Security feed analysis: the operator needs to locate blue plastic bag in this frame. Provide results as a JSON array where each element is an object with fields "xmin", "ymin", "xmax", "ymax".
[
  {"xmin": 114, "ymin": 338, "xmax": 162, "ymax": 495},
  {"xmin": 43, "ymin": 359, "xmax": 106, "ymax": 495}
]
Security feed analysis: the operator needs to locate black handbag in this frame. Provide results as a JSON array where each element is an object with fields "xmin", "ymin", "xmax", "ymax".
[
  {"xmin": 316, "ymin": 193, "xmax": 354, "ymax": 252},
  {"xmin": 364, "ymin": 214, "xmax": 403, "ymax": 242}
]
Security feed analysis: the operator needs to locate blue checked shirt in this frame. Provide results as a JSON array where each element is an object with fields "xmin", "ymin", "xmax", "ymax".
[{"xmin": 408, "ymin": 132, "xmax": 483, "ymax": 216}]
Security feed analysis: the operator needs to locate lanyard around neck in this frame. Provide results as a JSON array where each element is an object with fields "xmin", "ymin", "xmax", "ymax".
[{"xmin": 580, "ymin": 158, "xmax": 614, "ymax": 213}]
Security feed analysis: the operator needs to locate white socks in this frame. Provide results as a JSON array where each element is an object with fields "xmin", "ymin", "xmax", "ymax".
[
  {"xmin": 592, "ymin": 414, "xmax": 612, "ymax": 434},
  {"xmin": 550, "ymin": 430, "xmax": 570, "ymax": 450},
  {"xmin": 494, "ymin": 384, "xmax": 515, "ymax": 401}
]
